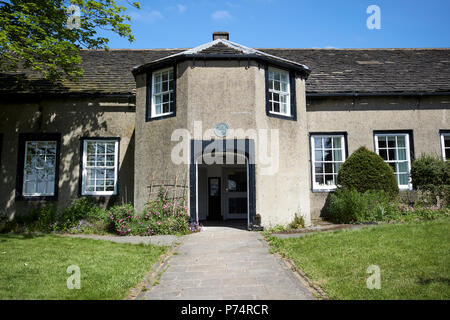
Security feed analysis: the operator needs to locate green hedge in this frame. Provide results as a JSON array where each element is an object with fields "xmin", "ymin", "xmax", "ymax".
[{"xmin": 337, "ymin": 146, "xmax": 399, "ymax": 197}]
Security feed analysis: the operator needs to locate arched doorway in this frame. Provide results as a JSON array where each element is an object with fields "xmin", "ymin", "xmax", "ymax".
[{"xmin": 189, "ymin": 139, "xmax": 256, "ymax": 229}]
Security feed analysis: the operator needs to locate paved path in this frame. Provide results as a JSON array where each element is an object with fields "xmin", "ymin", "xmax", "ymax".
[{"xmin": 138, "ymin": 226, "xmax": 315, "ymax": 300}]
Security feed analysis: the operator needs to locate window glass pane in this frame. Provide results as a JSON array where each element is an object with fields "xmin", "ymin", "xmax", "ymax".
[
  {"xmin": 314, "ymin": 163, "xmax": 323, "ymax": 174},
  {"xmin": 281, "ymin": 82, "xmax": 287, "ymax": 92},
  {"xmin": 446, "ymin": 148, "xmax": 450, "ymax": 160},
  {"xmin": 154, "ymin": 83, "xmax": 161, "ymax": 93},
  {"xmin": 334, "ymin": 163, "xmax": 342, "ymax": 174},
  {"xmin": 398, "ymin": 173, "xmax": 409, "ymax": 185},
  {"xmin": 378, "ymin": 138, "xmax": 387, "ymax": 148},
  {"xmin": 325, "ymin": 175, "xmax": 334, "ymax": 186},
  {"xmin": 397, "ymin": 148, "xmax": 407, "ymax": 161},
  {"xmin": 324, "ymin": 163, "xmax": 333, "ymax": 174},
  {"xmin": 388, "ymin": 149, "xmax": 395, "ymax": 161},
  {"xmin": 397, "ymin": 136, "xmax": 406, "ymax": 148},
  {"xmin": 387, "ymin": 136, "xmax": 396, "ymax": 148},
  {"xmin": 333, "ymin": 137, "xmax": 341, "ymax": 149},
  {"xmin": 314, "ymin": 138, "xmax": 322, "ymax": 149},
  {"xmin": 444, "ymin": 136, "xmax": 450, "ymax": 148},
  {"xmin": 227, "ymin": 173, "xmax": 247, "ymax": 192},
  {"xmin": 273, "ymin": 92, "xmax": 280, "ymax": 102},
  {"xmin": 379, "ymin": 149, "xmax": 387, "ymax": 160},
  {"xmin": 324, "ymin": 150, "xmax": 332, "ymax": 162},
  {"xmin": 315, "ymin": 175, "xmax": 324, "ymax": 185},
  {"xmin": 397, "ymin": 162, "xmax": 408, "ymax": 173},
  {"xmin": 333, "ymin": 149, "xmax": 342, "ymax": 161},
  {"xmin": 274, "ymin": 81, "xmax": 280, "ymax": 91},
  {"xmin": 163, "ymin": 93, "xmax": 170, "ymax": 103},
  {"xmin": 315, "ymin": 150, "xmax": 323, "ymax": 162},
  {"xmin": 274, "ymin": 72, "xmax": 281, "ymax": 81},
  {"xmin": 273, "ymin": 102, "xmax": 280, "ymax": 113},
  {"xmin": 323, "ymin": 138, "xmax": 332, "ymax": 149},
  {"xmin": 162, "ymin": 81, "xmax": 168, "ymax": 92},
  {"xmin": 155, "ymin": 104, "xmax": 162, "ymax": 115}
]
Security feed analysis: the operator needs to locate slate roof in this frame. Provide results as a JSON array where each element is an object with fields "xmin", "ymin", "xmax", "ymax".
[
  {"xmin": 131, "ymin": 39, "xmax": 311, "ymax": 75},
  {"xmin": 1, "ymin": 47, "xmax": 449, "ymax": 97}
]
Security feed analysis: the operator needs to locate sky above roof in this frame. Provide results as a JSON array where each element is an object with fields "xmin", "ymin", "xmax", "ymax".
[{"xmin": 103, "ymin": 0, "xmax": 450, "ymax": 49}]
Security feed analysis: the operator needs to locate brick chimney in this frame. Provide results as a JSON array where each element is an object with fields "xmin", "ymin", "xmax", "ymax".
[{"xmin": 213, "ymin": 31, "xmax": 229, "ymax": 40}]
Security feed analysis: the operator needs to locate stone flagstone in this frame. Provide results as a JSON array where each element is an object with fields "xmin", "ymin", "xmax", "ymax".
[{"xmin": 137, "ymin": 226, "xmax": 315, "ymax": 300}]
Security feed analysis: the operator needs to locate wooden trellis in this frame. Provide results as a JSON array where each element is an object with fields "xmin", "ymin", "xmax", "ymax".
[{"xmin": 147, "ymin": 171, "xmax": 189, "ymax": 206}]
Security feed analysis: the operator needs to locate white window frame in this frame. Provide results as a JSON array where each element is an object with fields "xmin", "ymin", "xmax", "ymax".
[
  {"xmin": 311, "ymin": 134, "xmax": 346, "ymax": 191},
  {"xmin": 151, "ymin": 67, "xmax": 174, "ymax": 118},
  {"xmin": 22, "ymin": 140, "xmax": 57, "ymax": 196},
  {"xmin": 81, "ymin": 139, "xmax": 119, "ymax": 196},
  {"xmin": 440, "ymin": 132, "xmax": 450, "ymax": 161},
  {"xmin": 374, "ymin": 133, "xmax": 412, "ymax": 190},
  {"xmin": 268, "ymin": 66, "xmax": 291, "ymax": 117}
]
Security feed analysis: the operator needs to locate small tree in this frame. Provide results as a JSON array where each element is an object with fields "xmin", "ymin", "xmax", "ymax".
[{"xmin": 337, "ymin": 146, "xmax": 399, "ymax": 197}]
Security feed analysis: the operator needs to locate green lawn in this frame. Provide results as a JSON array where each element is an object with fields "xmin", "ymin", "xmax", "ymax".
[
  {"xmin": 268, "ymin": 218, "xmax": 450, "ymax": 300},
  {"xmin": 0, "ymin": 234, "xmax": 167, "ymax": 299}
]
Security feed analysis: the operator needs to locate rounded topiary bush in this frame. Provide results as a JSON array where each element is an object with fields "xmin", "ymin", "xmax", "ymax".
[{"xmin": 337, "ymin": 146, "xmax": 399, "ymax": 197}]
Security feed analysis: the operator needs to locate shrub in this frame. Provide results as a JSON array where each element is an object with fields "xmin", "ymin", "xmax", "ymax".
[
  {"xmin": 410, "ymin": 154, "xmax": 445, "ymax": 188},
  {"xmin": 288, "ymin": 213, "xmax": 305, "ymax": 230},
  {"xmin": 410, "ymin": 155, "xmax": 450, "ymax": 207},
  {"xmin": 108, "ymin": 189, "xmax": 191, "ymax": 236},
  {"xmin": 327, "ymin": 189, "xmax": 395, "ymax": 223},
  {"xmin": 11, "ymin": 204, "xmax": 58, "ymax": 232},
  {"xmin": 60, "ymin": 198, "xmax": 108, "ymax": 224},
  {"xmin": 337, "ymin": 147, "xmax": 399, "ymax": 198}
]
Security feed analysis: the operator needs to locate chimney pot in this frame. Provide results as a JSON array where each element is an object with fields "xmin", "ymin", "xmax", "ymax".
[{"xmin": 213, "ymin": 31, "xmax": 229, "ymax": 40}]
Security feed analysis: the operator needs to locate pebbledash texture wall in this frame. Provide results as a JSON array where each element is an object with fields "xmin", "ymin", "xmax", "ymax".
[{"xmin": 0, "ymin": 32, "xmax": 449, "ymax": 228}]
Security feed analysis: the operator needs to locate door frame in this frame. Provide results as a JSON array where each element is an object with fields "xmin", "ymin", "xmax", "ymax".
[{"xmin": 190, "ymin": 139, "xmax": 256, "ymax": 229}]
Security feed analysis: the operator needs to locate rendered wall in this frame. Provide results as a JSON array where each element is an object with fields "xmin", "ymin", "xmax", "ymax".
[
  {"xmin": 306, "ymin": 95, "xmax": 450, "ymax": 218},
  {"xmin": 0, "ymin": 97, "xmax": 135, "ymax": 218}
]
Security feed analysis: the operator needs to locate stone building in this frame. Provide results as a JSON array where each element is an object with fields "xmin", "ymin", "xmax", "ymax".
[{"xmin": 1, "ymin": 32, "xmax": 449, "ymax": 228}]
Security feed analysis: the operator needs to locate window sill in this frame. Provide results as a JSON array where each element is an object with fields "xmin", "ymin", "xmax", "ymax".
[
  {"xmin": 146, "ymin": 111, "xmax": 176, "ymax": 122},
  {"xmin": 15, "ymin": 194, "xmax": 58, "ymax": 201},
  {"xmin": 312, "ymin": 188, "xmax": 337, "ymax": 193},
  {"xmin": 80, "ymin": 193, "xmax": 117, "ymax": 197},
  {"xmin": 267, "ymin": 111, "xmax": 296, "ymax": 121}
]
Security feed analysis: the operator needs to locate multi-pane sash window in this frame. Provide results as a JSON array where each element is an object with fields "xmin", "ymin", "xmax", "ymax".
[
  {"xmin": 23, "ymin": 141, "xmax": 57, "ymax": 196},
  {"xmin": 152, "ymin": 67, "xmax": 174, "ymax": 117},
  {"xmin": 374, "ymin": 133, "xmax": 412, "ymax": 189},
  {"xmin": 441, "ymin": 132, "xmax": 450, "ymax": 161},
  {"xmin": 81, "ymin": 139, "xmax": 119, "ymax": 195},
  {"xmin": 268, "ymin": 67, "xmax": 290, "ymax": 116},
  {"xmin": 311, "ymin": 135, "xmax": 346, "ymax": 190}
]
